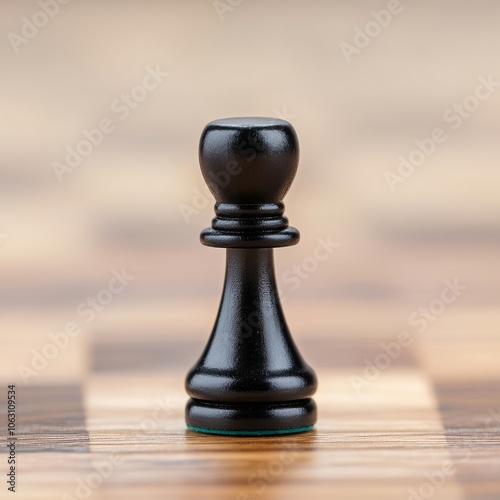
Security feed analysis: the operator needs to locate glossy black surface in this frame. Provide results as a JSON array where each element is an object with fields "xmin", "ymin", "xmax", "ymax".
[
  {"xmin": 199, "ymin": 117, "xmax": 300, "ymax": 248},
  {"xmin": 199, "ymin": 117, "xmax": 299, "ymax": 205},
  {"xmin": 185, "ymin": 118, "xmax": 317, "ymax": 433},
  {"xmin": 186, "ymin": 398, "xmax": 317, "ymax": 433}
]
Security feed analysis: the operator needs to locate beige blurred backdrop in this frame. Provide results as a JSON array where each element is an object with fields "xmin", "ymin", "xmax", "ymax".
[{"xmin": 1, "ymin": 0, "xmax": 499, "ymax": 383}]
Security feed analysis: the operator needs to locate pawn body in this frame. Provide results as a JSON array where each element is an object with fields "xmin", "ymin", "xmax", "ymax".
[{"xmin": 185, "ymin": 118, "xmax": 317, "ymax": 435}]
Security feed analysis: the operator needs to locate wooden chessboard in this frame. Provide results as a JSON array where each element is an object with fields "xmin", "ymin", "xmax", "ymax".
[
  {"xmin": 4, "ymin": 293, "xmax": 500, "ymax": 500},
  {"xmin": 1, "ymin": 3, "xmax": 500, "ymax": 499}
]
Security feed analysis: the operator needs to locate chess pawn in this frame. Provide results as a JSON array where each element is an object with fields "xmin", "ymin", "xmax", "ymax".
[{"xmin": 185, "ymin": 118, "xmax": 317, "ymax": 435}]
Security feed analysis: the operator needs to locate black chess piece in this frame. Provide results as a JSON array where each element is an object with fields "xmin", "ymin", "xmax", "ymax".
[{"xmin": 185, "ymin": 117, "xmax": 317, "ymax": 436}]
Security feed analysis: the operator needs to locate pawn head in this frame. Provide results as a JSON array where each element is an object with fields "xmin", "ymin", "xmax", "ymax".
[
  {"xmin": 199, "ymin": 117, "xmax": 299, "ymax": 204},
  {"xmin": 198, "ymin": 117, "xmax": 300, "ymax": 248}
]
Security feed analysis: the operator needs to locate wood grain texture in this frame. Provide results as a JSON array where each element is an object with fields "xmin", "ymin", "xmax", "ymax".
[
  {"xmin": 1, "ymin": 2, "xmax": 500, "ymax": 498},
  {"xmin": 3, "ymin": 300, "xmax": 499, "ymax": 500}
]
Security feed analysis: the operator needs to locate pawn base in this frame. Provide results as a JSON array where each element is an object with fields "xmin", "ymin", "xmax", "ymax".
[
  {"xmin": 186, "ymin": 424, "xmax": 314, "ymax": 436},
  {"xmin": 186, "ymin": 398, "xmax": 316, "ymax": 436}
]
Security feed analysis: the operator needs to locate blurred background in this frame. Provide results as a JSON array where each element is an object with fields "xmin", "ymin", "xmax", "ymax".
[
  {"xmin": 2, "ymin": 2, "xmax": 500, "ymax": 498},
  {"xmin": 1, "ymin": 0, "xmax": 499, "ymax": 408}
]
